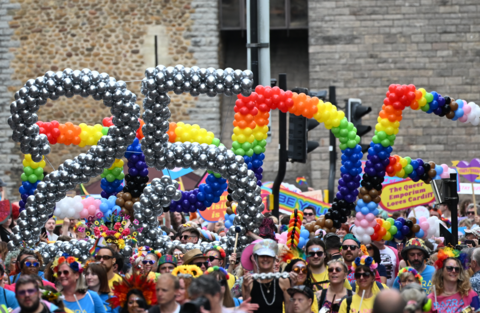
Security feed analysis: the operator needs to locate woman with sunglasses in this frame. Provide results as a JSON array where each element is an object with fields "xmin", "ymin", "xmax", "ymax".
[
  {"xmin": 167, "ymin": 246, "xmax": 186, "ymax": 266},
  {"xmin": 365, "ymin": 244, "xmax": 387, "ymax": 284},
  {"xmin": 142, "ymin": 253, "xmax": 159, "ymax": 275},
  {"xmin": 85, "ymin": 263, "xmax": 118, "ymax": 313},
  {"xmin": 284, "ymin": 258, "xmax": 319, "ymax": 313},
  {"xmin": 339, "ymin": 256, "xmax": 383, "ymax": 313},
  {"xmin": 318, "ymin": 260, "xmax": 351, "ymax": 313},
  {"xmin": 53, "ymin": 255, "xmax": 106, "ymax": 313},
  {"xmin": 427, "ymin": 248, "xmax": 480, "ymax": 313}
]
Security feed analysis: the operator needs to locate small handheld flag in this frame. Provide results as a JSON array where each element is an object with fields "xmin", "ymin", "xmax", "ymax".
[{"xmin": 296, "ymin": 177, "xmax": 308, "ymax": 186}]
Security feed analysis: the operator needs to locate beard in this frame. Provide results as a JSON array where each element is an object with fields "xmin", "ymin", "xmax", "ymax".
[
  {"xmin": 20, "ymin": 297, "xmax": 41, "ymax": 313},
  {"xmin": 409, "ymin": 259, "xmax": 424, "ymax": 271},
  {"xmin": 343, "ymin": 253, "xmax": 355, "ymax": 262}
]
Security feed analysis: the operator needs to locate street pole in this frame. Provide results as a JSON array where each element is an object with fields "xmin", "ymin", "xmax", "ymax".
[
  {"xmin": 246, "ymin": 0, "xmax": 259, "ymax": 85},
  {"xmin": 272, "ymin": 74, "xmax": 287, "ymax": 218},
  {"xmin": 327, "ymin": 86, "xmax": 337, "ymax": 203},
  {"xmin": 257, "ymin": 0, "xmax": 271, "ymax": 142}
]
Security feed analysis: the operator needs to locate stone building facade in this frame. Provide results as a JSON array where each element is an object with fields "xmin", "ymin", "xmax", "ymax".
[{"xmin": 1, "ymin": 0, "xmax": 480, "ymax": 201}]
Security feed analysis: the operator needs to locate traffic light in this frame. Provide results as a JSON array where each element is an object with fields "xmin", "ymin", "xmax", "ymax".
[{"xmin": 346, "ymin": 98, "xmax": 372, "ymax": 153}]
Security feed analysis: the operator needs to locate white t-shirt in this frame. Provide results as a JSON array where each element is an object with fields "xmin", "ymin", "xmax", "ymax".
[{"xmin": 378, "ymin": 247, "xmax": 397, "ymax": 287}]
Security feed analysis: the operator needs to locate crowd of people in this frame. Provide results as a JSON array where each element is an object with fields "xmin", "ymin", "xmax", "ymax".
[{"xmin": 0, "ymin": 197, "xmax": 480, "ymax": 313}]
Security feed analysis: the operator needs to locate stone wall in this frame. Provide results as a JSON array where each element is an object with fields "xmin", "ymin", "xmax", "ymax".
[
  {"xmin": 0, "ymin": 0, "xmax": 220, "ymax": 200},
  {"xmin": 308, "ymin": 0, "xmax": 480, "ymax": 192}
]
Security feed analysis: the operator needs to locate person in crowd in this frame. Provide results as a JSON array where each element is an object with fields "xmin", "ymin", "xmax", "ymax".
[
  {"xmin": 160, "ymin": 226, "xmax": 176, "ymax": 241},
  {"xmin": 460, "ymin": 199, "xmax": 473, "ymax": 218},
  {"xmin": 305, "ymin": 238, "xmax": 351, "ymax": 291},
  {"xmin": 85, "ymin": 263, "xmax": 117, "ymax": 313},
  {"xmin": 182, "ymin": 249, "xmax": 208, "ymax": 272},
  {"xmin": 428, "ymin": 248, "xmax": 480, "ymax": 313},
  {"xmin": 142, "ymin": 252, "xmax": 159, "ymax": 276},
  {"xmin": 241, "ymin": 239, "xmax": 292, "ymax": 311},
  {"xmin": 393, "ymin": 238, "xmax": 434, "ymax": 293},
  {"xmin": 437, "ymin": 202, "xmax": 451, "ymax": 221},
  {"xmin": 157, "ymin": 255, "xmax": 177, "ymax": 274},
  {"xmin": 464, "ymin": 226, "xmax": 480, "ymax": 245},
  {"xmin": 178, "ymin": 226, "xmax": 200, "ymax": 244},
  {"xmin": 8, "ymin": 250, "xmax": 55, "ymax": 289},
  {"xmin": 325, "ymin": 234, "xmax": 342, "ymax": 260},
  {"xmin": 14, "ymin": 276, "xmax": 65, "ymax": 313},
  {"xmin": 148, "ymin": 274, "xmax": 179, "ymax": 313},
  {"xmin": 465, "ymin": 203, "xmax": 479, "ymax": 220},
  {"xmin": 340, "ymin": 234, "xmax": 361, "ymax": 281},
  {"xmin": 131, "ymin": 256, "xmax": 147, "ymax": 278},
  {"xmin": 372, "ymin": 289, "xmax": 405, "ymax": 313},
  {"xmin": 0, "ymin": 265, "xmax": 6, "ymax": 288},
  {"xmin": 339, "ymin": 255, "xmax": 384, "ymax": 313},
  {"xmin": 303, "ymin": 207, "xmax": 317, "ymax": 223},
  {"xmin": 372, "ymin": 237, "xmax": 399, "ymax": 288},
  {"xmin": 287, "ymin": 285, "xmax": 315, "ymax": 313},
  {"xmin": 400, "ymin": 283, "xmax": 430, "ymax": 313},
  {"xmin": 53, "ymin": 255, "xmax": 106, "ymax": 313},
  {"xmin": 336, "ymin": 224, "xmax": 350, "ymax": 240},
  {"xmin": 0, "ymin": 242, "xmax": 8, "ymax": 263},
  {"xmin": 204, "ymin": 267, "xmax": 250, "ymax": 309},
  {"xmin": 175, "ymin": 277, "xmax": 187, "ymax": 306},
  {"xmin": 365, "ymin": 243, "xmax": 387, "ymax": 284},
  {"xmin": 396, "ymin": 267, "xmax": 423, "ymax": 290},
  {"xmin": 283, "ymin": 258, "xmax": 318, "ymax": 313},
  {"xmin": 169, "ymin": 212, "xmax": 186, "ymax": 232},
  {"xmin": 0, "ymin": 216, "xmax": 14, "ymax": 243},
  {"xmin": 166, "ymin": 246, "xmax": 186, "ymax": 266},
  {"xmin": 205, "ymin": 246, "xmax": 226, "ymax": 268},
  {"xmin": 95, "ymin": 247, "xmax": 122, "ymax": 290},
  {"xmin": 429, "ymin": 207, "xmax": 441, "ymax": 219},
  {"xmin": 44, "ymin": 218, "xmax": 58, "ymax": 242},
  {"xmin": 121, "ymin": 290, "xmax": 149, "ymax": 313},
  {"xmin": 317, "ymin": 260, "xmax": 352, "ymax": 313},
  {"xmin": 5, "ymin": 249, "xmax": 19, "ymax": 276},
  {"xmin": 40, "ymin": 285, "xmax": 69, "ymax": 313},
  {"xmin": 113, "ymin": 251, "xmax": 125, "ymax": 275},
  {"xmin": 227, "ymin": 252, "xmax": 240, "ymax": 275},
  {"xmin": 470, "ymin": 247, "xmax": 480, "ymax": 294},
  {"xmin": 0, "ymin": 267, "xmax": 17, "ymax": 310}
]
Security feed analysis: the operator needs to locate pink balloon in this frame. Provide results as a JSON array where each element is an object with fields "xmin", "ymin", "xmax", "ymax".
[
  {"xmin": 87, "ymin": 205, "xmax": 96, "ymax": 215},
  {"xmin": 464, "ymin": 103, "xmax": 472, "ymax": 114},
  {"xmin": 418, "ymin": 217, "xmax": 427, "ymax": 223},
  {"xmin": 355, "ymin": 219, "xmax": 360, "ymax": 226},
  {"xmin": 459, "ymin": 115, "xmax": 469, "ymax": 123},
  {"xmin": 369, "ymin": 220, "xmax": 377, "ymax": 227},
  {"xmin": 420, "ymin": 222, "xmax": 429, "ymax": 231},
  {"xmin": 360, "ymin": 219, "xmax": 369, "ymax": 228},
  {"xmin": 79, "ymin": 209, "xmax": 89, "ymax": 219},
  {"xmin": 365, "ymin": 213, "xmax": 375, "ymax": 222},
  {"xmin": 440, "ymin": 164, "xmax": 450, "ymax": 178},
  {"xmin": 356, "ymin": 212, "xmax": 364, "ymax": 220}
]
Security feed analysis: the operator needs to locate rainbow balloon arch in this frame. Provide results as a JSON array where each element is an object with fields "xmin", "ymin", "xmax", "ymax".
[{"xmin": 8, "ymin": 65, "xmax": 480, "ymax": 261}]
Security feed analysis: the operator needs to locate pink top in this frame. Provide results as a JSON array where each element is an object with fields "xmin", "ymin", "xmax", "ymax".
[{"xmin": 5, "ymin": 278, "xmax": 56, "ymax": 291}]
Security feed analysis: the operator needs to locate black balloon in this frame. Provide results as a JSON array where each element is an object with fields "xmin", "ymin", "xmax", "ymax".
[
  {"xmin": 325, "ymin": 212, "xmax": 332, "ymax": 220},
  {"xmin": 405, "ymin": 220, "xmax": 413, "ymax": 228}
]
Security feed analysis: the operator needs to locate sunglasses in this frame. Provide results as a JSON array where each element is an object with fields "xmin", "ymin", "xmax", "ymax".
[
  {"xmin": 467, "ymin": 212, "xmax": 476, "ymax": 215},
  {"xmin": 342, "ymin": 245, "xmax": 358, "ymax": 251},
  {"xmin": 446, "ymin": 266, "xmax": 460, "ymax": 273},
  {"xmin": 304, "ymin": 213, "xmax": 314, "ymax": 216},
  {"xmin": 328, "ymin": 267, "xmax": 343, "ymax": 273},
  {"xmin": 174, "ymin": 254, "xmax": 184, "ymax": 259},
  {"xmin": 194, "ymin": 262, "xmax": 209, "ymax": 268},
  {"xmin": 293, "ymin": 267, "xmax": 307, "ymax": 274},
  {"xmin": 307, "ymin": 251, "xmax": 324, "ymax": 258},
  {"xmin": 95, "ymin": 255, "xmax": 113, "ymax": 261},
  {"xmin": 366, "ymin": 246, "xmax": 374, "ymax": 250},
  {"xmin": 59, "ymin": 270, "xmax": 70, "ymax": 277},
  {"xmin": 219, "ymin": 279, "xmax": 227, "ymax": 287},
  {"xmin": 142, "ymin": 260, "xmax": 155, "ymax": 265},
  {"xmin": 354, "ymin": 272, "xmax": 373, "ymax": 279},
  {"xmin": 25, "ymin": 261, "xmax": 39, "ymax": 267},
  {"xmin": 181, "ymin": 235, "xmax": 197, "ymax": 240},
  {"xmin": 17, "ymin": 288, "xmax": 38, "ymax": 297},
  {"xmin": 160, "ymin": 265, "xmax": 175, "ymax": 271},
  {"xmin": 208, "ymin": 256, "xmax": 220, "ymax": 262}
]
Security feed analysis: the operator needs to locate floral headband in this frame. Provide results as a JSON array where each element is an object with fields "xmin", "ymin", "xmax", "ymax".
[
  {"xmin": 73, "ymin": 221, "xmax": 86, "ymax": 233},
  {"xmin": 352, "ymin": 255, "xmax": 377, "ymax": 272},
  {"xmin": 205, "ymin": 266, "xmax": 230, "ymax": 280},
  {"xmin": 397, "ymin": 267, "xmax": 423, "ymax": 284},
  {"xmin": 171, "ymin": 265, "xmax": 203, "ymax": 279},
  {"xmin": 130, "ymin": 246, "xmax": 162, "ymax": 263},
  {"xmin": 211, "ymin": 245, "xmax": 226, "ymax": 259},
  {"xmin": 51, "ymin": 253, "xmax": 83, "ymax": 277},
  {"xmin": 434, "ymin": 246, "xmax": 467, "ymax": 270},
  {"xmin": 40, "ymin": 289, "xmax": 63, "ymax": 302}
]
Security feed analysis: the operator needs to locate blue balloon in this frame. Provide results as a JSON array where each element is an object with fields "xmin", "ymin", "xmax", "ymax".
[
  {"xmin": 367, "ymin": 202, "xmax": 378, "ymax": 211},
  {"xmin": 300, "ymin": 229, "xmax": 310, "ymax": 239},
  {"xmin": 415, "ymin": 229, "xmax": 424, "ymax": 238},
  {"xmin": 372, "ymin": 209, "xmax": 379, "ymax": 216},
  {"xmin": 298, "ymin": 237, "xmax": 306, "ymax": 249},
  {"xmin": 361, "ymin": 207, "xmax": 370, "ymax": 215},
  {"xmin": 225, "ymin": 220, "xmax": 232, "ymax": 228},
  {"xmin": 357, "ymin": 199, "xmax": 366, "ymax": 208}
]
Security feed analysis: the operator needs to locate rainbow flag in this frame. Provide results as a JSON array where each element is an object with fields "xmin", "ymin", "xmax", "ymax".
[
  {"xmin": 296, "ymin": 177, "xmax": 308, "ymax": 186},
  {"xmin": 89, "ymin": 236, "xmax": 107, "ymax": 256}
]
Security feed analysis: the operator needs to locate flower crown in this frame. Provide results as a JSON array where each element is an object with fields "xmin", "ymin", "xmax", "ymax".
[
  {"xmin": 73, "ymin": 221, "xmax": 86, "ymax": 233},
  {"xmin": 171, "ymin": 265, "xmax": 203, "ymax": 279},
  {"xmin": 130, "ymin": 246, "xmax": 162, "ymax": 263},
  {"xmin": 88, "ymin": 215, "xmax": 137, "ymax": 250},
  {"xmin": 40, "ymin": 289, "xmax": 63, "ymax": 302},
  {"xmin": 434, "ymin": 246, "xmax": 467, "ymax": 270},
  {"xmin": 204, "ymin": 266, "xmax": 230, "ymax": 280},
  {"xmin": 397, "ymin": 267, "xmax": 423, "ymax": 284},
  {"xmin": 352, "ymin": 255, "xmax": 377, "ymax": 272},
  {"xmin": 51, "ymin": 253, "xmax": 83, "ymax": 277},
  {"xmin": 360, "ymin": 245, "xmax": 369, "ymax": 256},
  {"xmin": 211, "ymin": 245, "xmax": 226, "ymax": 259}
]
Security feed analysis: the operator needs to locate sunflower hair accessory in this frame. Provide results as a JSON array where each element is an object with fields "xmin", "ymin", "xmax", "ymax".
[
  {"xmin": 434, "ymin": 246, "xmax": 467, "ymax": 270},
  {"xmin": 171, "ymin": 265, "xmax": 203, "ymax": 278},
  {"xmin": 397, "ymin": 267, "xmax": 423, "ymax": 284},
  {"xmin": 40, "ymin": 289, "xmax": 62, "ymax": 302},
  {"xmin": 360, "ymin": 245, "xmax": 369, "ymax": 256},
  {"xmin": 51, "ymin": 253, "xmax": 83, "ymax": 277},
  {"xmin": 352, "ymin": 255, "xmax": 377, "ymax": 272},
  {"xmin": 204, "ymin": 266, "xmax": 229, "ymax": 280}
]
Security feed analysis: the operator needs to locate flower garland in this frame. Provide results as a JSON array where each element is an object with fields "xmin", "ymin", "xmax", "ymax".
[
  {"xmin": 88, "ymin": 214, "xmax": 136, "ymax": 250},
  {"xmin": 51, "ymin": 253, "xmax": 83, "ymax": 277},
  {"xmin": 171, "ymin": 265, "xmax": 203, "ymax": 278},
  {"xmin": 360, "ymin": 244, "xmax": 369, "ymax": 256},
  {"xmin": 210, "ymin": 245, "xmax": 226, "ymax": 259},
  {"xmin": 397, "ymin": 267, "xmax": 423, "ymax": 285},
  {"xmin": 434, "ymin": 246, "xmax": 467, "ymax": 270},
  {"xmin": 131, "ymin": 246, "xmax": 162, "ymax": 263},
  {"xmin": 204, "ymin": 266, "xmax": 230, "ymax": 280},
  {"xmin": 352, "ymin": 255, "xmax": 377, "ymax": 272}
]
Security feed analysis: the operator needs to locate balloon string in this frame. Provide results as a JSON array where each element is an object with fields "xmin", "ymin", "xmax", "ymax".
[
  {"xmin": 45, "ymin": 156, "xmax": 56, "ymax": 171},
  {"xmin": 123, "ymin": 80, "xmax": 143, "ymax": 83}
]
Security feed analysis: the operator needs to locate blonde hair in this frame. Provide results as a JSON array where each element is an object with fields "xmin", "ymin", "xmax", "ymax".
[
  {"xmin": 399, "ymin": 271, "xmax": 420, "ymax": 284},
  {"xmin": 431, "ymin": 258, "xmax": 471, "ymax": 297},
  {"xmin": 57, "ymin": 263, "xmax": 88, "ymax": 294},
  {"xmin": 401, "ymin": 284, "xmax": 427, "ymax": 313}
]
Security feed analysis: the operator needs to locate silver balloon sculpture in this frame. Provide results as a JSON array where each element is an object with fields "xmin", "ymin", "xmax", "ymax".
[{"xmin": 8, "ymin": 68, "xmax": 140, "ymax": 256}]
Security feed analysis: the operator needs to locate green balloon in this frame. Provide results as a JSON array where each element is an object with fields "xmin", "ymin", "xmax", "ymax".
[
  {"xmin": 102, "ymin": 127, "xmax": 109, "ymax": 136},
  {"xmin": 339, "ymin": 143, "xmax": 347, "ymax": 150},
  {"xmin": 404, "ymin": 164, "xmax": 414, "ymax": 174},
  {"xmin": 425, "ymin": 93, "xmax": 434, "ymax": 103},
  {"xmin": 388, "ymin": 134, "xmax": 396, "ymax": 141},
  {"xmin": 259, "ymin": 139, "xmax": 267, "ymax": 147},
  {"xmin": 387, "ymin": 218, "xmax": 395, "ymax": 225},
  {"xmin": 24, "ymin": 166, "xmax": 33, "ymax": 176},
  {"xmin": 34, "ymin": 167, "xmax": 43, "ymax": 177},
  {"xmin": 404, "ymin": 156, "xmax": 412, "ymax": 164},
  {"xmin": 106, "ymin": 174, "xmax": 115, "ymax": 182},
  {"xmin": 339, "ymin": 118, "xmax": 349, "ymax": 129},
  {"xmin": 389, "ymin": 225, "xmax": 398, "ymax": 235},
  {"xmin": 347, "ymin": 139, "xmax": 357, "ymax": 148},
  {"xmin": 253, "ymin": 145, "xmax": 264, "ymax": 154},
  {"xmin": 381, "ymin": 139, "xmax": 391, "ymax": 147},
  {"xmin": 242, "ymin": 142, "xmax": 252, "ymax": 150},
  {"xmin": 246, "ymin": 149, "xmax": 254, "ymax": 157},
  {"xmin": 339, "ymin": 129, "xmax": 349, "ymax": 137},
  {"xmin": 21, "ymin": 173, "xmax": 27, "ymax": 182},
  {"xmin": 38, "ymin": 174, "xmax": 44, "ymax": 181},
  {"xmin": 232, "ymin": 141, "xmax": 241, "ymax": 150},
  {"xmin": 212, "ymin": 138, "xmax": 220, "ymax": 146},
  {"xmin": 355, "ymin": 135, "xmax": 360, "ymax": 144},
  {"xmin": 117, "ymin": 173, "xmax": 125, "ymax": 180},
  {"xmin": 377, "ymin": 131, "xmax": 387, "ymax": 140},
  {"xmin": 331, "ymin": 127, "xmax": 341, "ymax": 137},
  {"xmin": 28, "ymin": 174, "xmax": 38, "ymax": 183},
  {"xmin": 347, "ymin": 122, "xmax": 354, "ymax": 130},
  {"xmin": 372, "ymin": 136, "xmax": 380, "ymax": 144},
  {"xmin": 112, "ymin": 168, "xmax": 122, "ymax": 176},
  {"xmin": 421, "ymin": 104, "xmax": 429, "ymax": 112},
  {"xmin": 348, "ymin": 131, "xmax": 356, "ymax": 139},
  {"xmin": 235, "ymin": 148, "xmax": 245, "ymax": 156},
  {"xmin": 339, "ymin": 137, "xmax": 348, "ymax": 144},
  {"xmin": 213, "ymin": 172, "xmax": 222, "ymax": 178}
]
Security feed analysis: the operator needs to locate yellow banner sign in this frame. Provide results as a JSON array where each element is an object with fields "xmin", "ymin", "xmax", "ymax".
[{"xmin": 379, "ymin": 179, "xmax": 434, "ymax": 212}]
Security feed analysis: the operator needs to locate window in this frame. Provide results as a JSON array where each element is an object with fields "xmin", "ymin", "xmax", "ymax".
[{"xmin": 220, "ymin": 0, "xmax": 308, "ymax": 30}]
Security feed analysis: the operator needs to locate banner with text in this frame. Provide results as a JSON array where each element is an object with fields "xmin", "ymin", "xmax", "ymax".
[{"xmin": 379, "ymin": 178, "xmax": 434, "ymax": 212}]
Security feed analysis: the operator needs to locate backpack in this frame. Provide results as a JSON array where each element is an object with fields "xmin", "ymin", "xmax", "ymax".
[{"xmin": 318, "ymin": 288, "xmax": 354, "ymax": 310}]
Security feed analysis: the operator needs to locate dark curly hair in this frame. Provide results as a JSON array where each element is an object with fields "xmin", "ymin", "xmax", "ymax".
[
  {"xmin": 259, "ymin": 218, "xmax": 276, "ymax": 240},
  {"xmin": 283, "ymin": 258, "xmax": 314, "ymax": 290}
]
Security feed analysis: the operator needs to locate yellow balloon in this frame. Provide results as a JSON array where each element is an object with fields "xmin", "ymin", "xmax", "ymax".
[
  {"xmin": 400, "ymin": 158, "xmax": 408, "ymax": 168},
  {"xmin": 397, "ymin": 169, "xmax": 405, "ymax": 177}
]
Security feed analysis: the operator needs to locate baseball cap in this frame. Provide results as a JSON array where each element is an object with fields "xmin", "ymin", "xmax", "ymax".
[{"xmin": 287, "ymin": 285, "xmax": 314, "ymax": 300}]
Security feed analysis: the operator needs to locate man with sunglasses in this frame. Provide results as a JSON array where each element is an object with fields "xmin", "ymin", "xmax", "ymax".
[
  {"xmin": 182, "ymin": 249, "xmax": 208, "ymax": 272},
  {"xmin": 305, "ymin": 238, "xmax": 351, "ymax": 291},
  {"xmin": 392, "ymin": 238, "xmax": 434, "ymax": 293},
  {"xmin": 178, "ymin": 226, "xmax": 200, "ymax": 244},
  {"xmin": 95, "ymin": 247, "xmax": 122, "ymax": 290},
  {"xmin": 303, "ymin": 207, "xmax": 317, "ymax": 223},
  {"xmin": 286, "ymin": 285, "xmax": 314, "ymax": 313},
  {"xmin": 9, "ymin": 250, "xmax": 55, "ymax": 290}
]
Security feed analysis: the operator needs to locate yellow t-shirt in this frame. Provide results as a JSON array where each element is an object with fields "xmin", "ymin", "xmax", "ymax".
[
  {"xmin": 227, "ymin": 274, "xmax": 236, "ymax": 291},
  {"xmin": 311, "ymin": 266, "xmax": 352, "ymax": 291},
  {"xmin": 338, "ymin": 293, "xmax": 375, "ymax": 313},
  {"xmin": 108, "ymin": 273, "xmax": 123, "ymax": 290}
]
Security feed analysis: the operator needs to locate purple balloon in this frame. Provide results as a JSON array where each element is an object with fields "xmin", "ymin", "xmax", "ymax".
[
  {"xmin": 401, "ymin": 225, "xmax": 410, "ymax": 235},
  {"xmin": 345, "ymin": 194, "xmax": 356, "ymax": 203},
  {"xmin": 139, "ymin": 168, "xmax": 149, "ymax": 177},
  {"xmin": 128, "ymin": 167, "xmax": 138, "ymax": 176}
]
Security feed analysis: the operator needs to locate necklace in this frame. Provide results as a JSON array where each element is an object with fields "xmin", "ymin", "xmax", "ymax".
[
  {"xmin": 260, "ymin": 278, "xmax": 276, "ymax": 306},
  {"xmin": 262, "ymin": 281, "xmax": 273, "ymax": 293}
]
